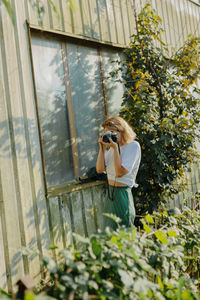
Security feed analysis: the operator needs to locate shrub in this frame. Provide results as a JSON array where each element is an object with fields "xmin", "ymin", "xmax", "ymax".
[
  {"xmin": 117, "ymin": 3, "xmax": 200, "ymax": 215},
  {"xmin": 33, "ymin": 203, "xmax": 200, "ymax": 300}
]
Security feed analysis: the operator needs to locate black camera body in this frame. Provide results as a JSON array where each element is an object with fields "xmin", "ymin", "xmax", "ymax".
[{"xmin": 102, "ymin": 131, "xmax": 118, "ymax": 143}]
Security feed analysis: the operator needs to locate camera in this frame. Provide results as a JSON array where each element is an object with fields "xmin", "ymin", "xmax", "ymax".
[{"xmin": 102, "ymin": 131, "xmax": 118, "ymax": 143}]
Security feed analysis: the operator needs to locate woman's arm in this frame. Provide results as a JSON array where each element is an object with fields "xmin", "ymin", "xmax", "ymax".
[
  {"xmin": 96, "ymin": 136, "xmax": 106, "ymax": 173},
  {"xmin": 112, "ymin": 145, "xmax": 128, "ymax": 177}
]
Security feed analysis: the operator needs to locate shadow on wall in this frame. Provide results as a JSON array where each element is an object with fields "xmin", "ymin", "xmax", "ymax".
[
  {"xmin": 31, "ymin": 31, "xmax": 124, "ymax": 188},
  {"xmin": 0, "ymin": 57, "xmax": 108, "ymax": 291},
  {"xmin": 0, "ymin": 114, "xmax": 51, "ymax": 289},
  {"xmin": 0, "ymin": 14, "xmax": 125, "ymax": 290}
]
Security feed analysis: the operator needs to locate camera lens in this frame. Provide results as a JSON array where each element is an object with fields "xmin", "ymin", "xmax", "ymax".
[
  {"xmin": 102, "ymin": 131, "xmax": 117, "ymax": 143},
  {"xmin": 102, "ymin": 135, "xmax": 110, "ymax": 143}
]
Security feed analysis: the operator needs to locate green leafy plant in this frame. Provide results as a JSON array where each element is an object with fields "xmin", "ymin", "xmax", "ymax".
[
  {"xmin": 2, "ymin": 197, "xmax": 199, "ymax": 299},
  {"xmin": 0, "ymin": 289, "xmax": 11, "ymax": 300},
  {"xmin": 31, "ymin": 200, "xmax": 200, "ymax": 300},
  {"xmin": 118, "ymin": 3, "xmax": 200, "ymax": 215}
]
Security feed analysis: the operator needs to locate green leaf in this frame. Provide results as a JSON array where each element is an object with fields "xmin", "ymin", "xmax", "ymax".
[
  {"xmin": 49, "ymin": 245, "xmax": 58, "ymax": 250},
  {"xmin": 74, "ymin": 262, "xmax": 86, "ymax": 272},
  {"xmin": 145, "ymin": 214, "xmax": 154, "ymax": 224},
  {"xmin": 73, "ymin": 233, "xmax": 90, "ymax": 244},
  {"xmin": 103, "ymin": 213, "xmax": 121, "ymax": 224},
  {"xmin": 142, "ymin": 221, "xmax": 151, "ymax": 233},
  {"xmin": 88, "ymin": 280, "xmax": 99, "ymax": 290},
  {"xmin": 24, "ymin": 292, "xmax": 35, "ymax": 300},
  {"xmin": 154, "ymin": 231, "xmax": 168, "ymax": 244},
  {"xmin": 0, "ymin": 289, "xmax": 10, "ymax": 297},
  {"xmin": 102, "ymin": 280, "xmax": 114, "ymax": 292},
  {"xmin": 181, "ymin": 289, "xmax": 193, "ymax": 300},
  {"xmin": 91, "ymin": 237, "xmax": 102, "ymax": 257},
  {"xmin": 35, "ymin": 296, "xmax": 56, "ymax": 300},
  {"xmin": 157, "ymin": 276, "xmax": 164, "ymax": 290},
  {"xmin": 118, "ymin": 269, "xmax": 134, "ymax": 288},
  {"xmin": 167, "ymin": 229, "xmax": 178, "ymax": 237},
  {"xmin": 143, "ymin": 223, "xmax": 151, "ymax": 233},
  {"xmin": 177, "ymin": 277, "xmax": 184, "ymax": 300}
]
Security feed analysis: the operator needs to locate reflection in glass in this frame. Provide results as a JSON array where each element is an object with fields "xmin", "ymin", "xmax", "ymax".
[
  {"xmin": 31, "ymin": 35, "xmax": 74, "ymax": 187},
  {"xmin": 67, "ymin": 44, "xmax": 105, "ymax": 177},
  {"xmin": 102, "ymin": 50, "xmax": 125, "ymax": 115}
]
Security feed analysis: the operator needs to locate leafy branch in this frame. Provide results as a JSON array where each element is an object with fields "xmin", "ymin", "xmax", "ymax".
[{"xmin": 119, "ymin": 3, "xmax": 200, "ymax": 215}]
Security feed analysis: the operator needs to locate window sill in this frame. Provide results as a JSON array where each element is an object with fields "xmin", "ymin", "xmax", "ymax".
[{"xmin": 47, "ymin": 180, "xmax": 106, "ymax": 198}]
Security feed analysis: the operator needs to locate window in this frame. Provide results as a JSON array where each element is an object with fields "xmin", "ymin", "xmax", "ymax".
[{"xmin": 31, "ymin": 32, "xmax": 124, "ymax": 189}]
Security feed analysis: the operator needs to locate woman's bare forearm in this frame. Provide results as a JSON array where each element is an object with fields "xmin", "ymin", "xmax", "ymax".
[
  {"xmin": 113, "ymin": 146, "xmax": 128, "ymax": 177},
  {"xmin": 96, "ymin": 145, "xmax": 106, "ymax": 173}
]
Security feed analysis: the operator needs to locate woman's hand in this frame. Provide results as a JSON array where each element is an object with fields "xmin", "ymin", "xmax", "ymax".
[
  {"xmin": 98, "ymin": 133, "xmax": 108, "ymax": 149},
  {"xmin": 98, "ymin": 133, "xmax": 103, "ymax": 144},
  {"xmin": 107, "ymin": 138, "xmax": 118, "ymax": 149},
  {"xmin": 98, "ymin": 133, "xmax": 118, "ymax": 149}
]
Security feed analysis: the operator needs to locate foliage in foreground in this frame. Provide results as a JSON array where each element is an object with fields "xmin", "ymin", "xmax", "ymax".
[
  {"xmin": 14, "ymin": 204, "xmax": 199, "ymax": 300},
  {"xmin": 0, "ymin": 203, "xmax": 199, "ymax": 299},
  {"xmin": 118, "ymin": 3, "xmax": 200, "ymax": 215}
]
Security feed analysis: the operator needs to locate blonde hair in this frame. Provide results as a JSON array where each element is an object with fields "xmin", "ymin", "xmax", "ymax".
[{"xmin": 102, "ymin": 116, "xmax": 136, "ymax": 145}]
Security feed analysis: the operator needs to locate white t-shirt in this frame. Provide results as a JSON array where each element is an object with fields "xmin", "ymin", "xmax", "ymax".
[{"xmin": 104, "ymin": 140, "xmax": 141, "ymax": 188}]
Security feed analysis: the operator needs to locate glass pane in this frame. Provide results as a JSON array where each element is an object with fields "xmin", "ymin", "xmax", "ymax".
[
  {"xmin": 31, "ymin": 35, "xmax": 74, "ymax": 187},
  {"xmin": 102, "ymin": 50, "xmax": 125, "ymax": 115},
  {"xmin": 67, "ymin": 44, "xmax": 105, "ymax": 177}
]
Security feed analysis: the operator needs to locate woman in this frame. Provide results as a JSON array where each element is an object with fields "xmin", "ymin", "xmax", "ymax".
[{"xmin": 96, "ymin": 116, "xmax": 141, "ymax": 229}]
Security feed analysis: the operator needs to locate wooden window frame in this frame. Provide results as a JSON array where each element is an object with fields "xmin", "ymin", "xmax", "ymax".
[{"xmin": 27, "ymin": 22, "xmax": 126, "ymax": 197}]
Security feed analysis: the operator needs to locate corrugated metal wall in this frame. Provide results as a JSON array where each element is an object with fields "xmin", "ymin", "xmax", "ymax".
[{"xmin": 0, "ymin": 0, "xmax": 199, "ymax": 292}]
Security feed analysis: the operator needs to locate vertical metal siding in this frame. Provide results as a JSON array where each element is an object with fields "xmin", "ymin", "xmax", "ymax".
[
  {"xmin": 12, "ymin": 0, "xmax": 45, "ymax": 278},
  {"xmin": 0, "ymin": 172, "xmax": 11, "ymax": 291},
  {"xmin": 106, "ymin": 0, "xmax": 118, "ymax": 43},
  {"xmin": 60, "ymin": 0, "xmax": 73, "ymax": 33},
  {"xmin": 0, "ymin": 0, "xmax": 200, "ymax": 292},
  {"xmin": 0, "ymin": 0, "xmax": 52, "ymax": 292},
  {"xmin": 26, "ymin": 0, "xmax": 200, "ymax": 47},
  {"xmin": 0, "ymin": 3, "xmax": 26, "ymax": 289},
  {"xmin": 88, "ymin": 0, "xmax": 101, "ymax": 39},
  {"xmin": 46, "ymin": 184, "xmax": 105, "ymax": 250}
]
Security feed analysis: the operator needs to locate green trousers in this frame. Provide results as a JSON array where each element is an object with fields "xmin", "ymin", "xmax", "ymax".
[{"xmin": 104, "ymin": 185, "xmax": 135, "ymax": 230}]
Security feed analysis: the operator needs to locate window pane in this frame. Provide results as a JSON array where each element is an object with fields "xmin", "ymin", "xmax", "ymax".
[
  {"xmin": 67, "ymin": 44, "xmax": 105, "ymax": 177},
  {"xmin": 102, "ymin": 50, "xmax": 125, "ymax": 115},
  {"xmin": 31, "ymin": 35, "xmax": 74, "ymax": 187}
]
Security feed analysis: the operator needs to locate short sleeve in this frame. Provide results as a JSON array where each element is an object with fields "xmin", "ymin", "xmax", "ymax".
[{"xmin": 121, "ymin": 141, "xmax": 141, "ymax": 173}]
